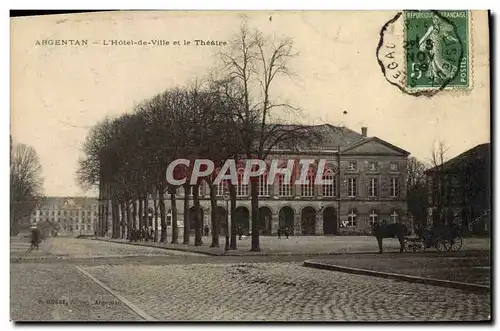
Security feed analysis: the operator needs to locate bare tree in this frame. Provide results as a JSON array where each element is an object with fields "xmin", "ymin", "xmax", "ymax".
[
  {"xmin": 428, "ymin": 140, "xmax": 450, "ymax": 226},
  {"xmin": 10, "ymin": 141, "xmax": 44, "ymax": 235},
  {"xmin": 406, "ymin": 156, "xmax": 429, "ymax": 230},
  {"xmin": 216, "ymin": 23, "xmax": 322, "ymax": 251}
]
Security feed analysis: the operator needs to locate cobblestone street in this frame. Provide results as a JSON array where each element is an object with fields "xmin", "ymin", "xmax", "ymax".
[{"xmin": 10, "ymin": 237, "xmax": 491, "ymax": 321}]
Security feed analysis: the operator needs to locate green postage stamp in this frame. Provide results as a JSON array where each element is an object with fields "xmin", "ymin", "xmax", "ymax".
[
  {"xmin": 376, "ymin": 10, "xmax": 471, "ymax": 96},
  {"xmin": 404, "ymin": 10, "xmax": 469, "ymax": 89}
]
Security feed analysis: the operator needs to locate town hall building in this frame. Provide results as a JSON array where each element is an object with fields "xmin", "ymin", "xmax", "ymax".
[{"xmin": 99, "ymin": 124, "xmax": 410, "ymax": 236}]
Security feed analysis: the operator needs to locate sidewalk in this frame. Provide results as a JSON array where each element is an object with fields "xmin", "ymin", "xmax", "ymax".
[
  {"xmin": 92, "ymin": 235, "xmax": 490, "ymax": 257},
  {"xmin": 304, "ymin": 251, "xmax": 490, "ymax": 293}
]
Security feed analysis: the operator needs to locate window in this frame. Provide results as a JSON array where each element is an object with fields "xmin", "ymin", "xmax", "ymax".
[
  {"xmin": 199, "ymin": 182, "xmax": 206, "ymax": 196},
  {"xmin": 347, "ymin": 177, "xmax": 357, "ymax": 197},
  {"xmin": 368, "ymin": 178, "xmax": 378, "ymax": 197},
  {"xmin": 369, "ymin": 209, "xmax": 378, "ymax": 226},
  {"xmin": 217, "ymin": 179, "xmax": 228, "ymax": 196},
  {"xmin": 189, "ymin": 185, "xmax": 202, "ymax": 197},
  {"xmin": 390, "ymin": 162, "xmax": 399, "ymax": 171},
  {"xmin": 322, "ymin": 169, "xmax": 336, "ymax": 197},
  {"xmin": 390, "ymin": 178, "xmax": 400, "ymax": 197},
  {"xmin": 167, "ymin": 210, "xmax": 172, "ymax": 226},
  {"xmin": 237, "ymin": 170, "xmax": 248, "ymax": 197},
  {"xmin": 278, "ymin": 173, "xmax": 292, "ymax": 197},
  {"xmin": 348, "ymin": 162, "xmax": 357, "ymax": 171},
  {"xmin": 390, "ymin": 210, "xmax": 399, "ymax": 223},
  {"xmin": 368, "ymin": 162, "xmax": 378, "ymax": 172},
  {"xmin": 341, "ymin": 209, "xmax": 358, "ymax": 228},
  {"xmin": 75, "ymin": 224, "xmax": 79, "ymax": 230},
  {"xmin": 300, "ymin": 168, "xmax": 315, "ymax": 197},
  {"xmin": 258, "ymin": 172, "xmax": 270, "ymax": 196}
]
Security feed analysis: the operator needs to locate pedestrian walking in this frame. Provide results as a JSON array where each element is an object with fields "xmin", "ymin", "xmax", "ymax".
[{"xmin": 30, "ymin": 224, "xmax": 41, "ymax": 250}]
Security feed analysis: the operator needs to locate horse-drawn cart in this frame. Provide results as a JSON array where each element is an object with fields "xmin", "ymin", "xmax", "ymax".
[{"xmin": 404, "ymin": 224, "xmax": 463, "ymax": 253}]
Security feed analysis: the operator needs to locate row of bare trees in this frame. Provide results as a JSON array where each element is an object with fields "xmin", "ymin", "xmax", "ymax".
[
  {"xmin": 77, "ymin": 24, "xmax": 321, "ymax": 251},
  {"xmin": 10, "ymin": 136, "xmax": 45, "ymax": 235}
]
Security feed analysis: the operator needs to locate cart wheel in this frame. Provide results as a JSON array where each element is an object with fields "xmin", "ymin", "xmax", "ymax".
[
  {"xmin": 445, "ymin": 237, "xmax": 463, "ymax": 252},
  {"xmin": 403, "ymin": 238, "xmax": 410, "ymax": 252},
  {"xmin": 415, "ymin": 241, "xmax": 425, "ymax": 252},
  {"xmin": 435, "ymin": 239, "xmax": 446, "ymax": 252}
]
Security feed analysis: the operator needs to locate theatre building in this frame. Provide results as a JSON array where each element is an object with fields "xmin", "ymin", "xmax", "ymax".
[{"xmin": 100, "ymin": 124, "xmax": 410, "ymax": 236}]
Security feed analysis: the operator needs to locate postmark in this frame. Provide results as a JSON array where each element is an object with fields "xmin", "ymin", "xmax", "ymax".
[{"xmin": 377, "ymin": 10, "xmax": 470, "ymax": 96}]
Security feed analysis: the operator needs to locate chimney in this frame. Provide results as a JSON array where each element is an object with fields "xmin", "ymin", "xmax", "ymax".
[{"xmin": 361, "ymin": 126, "xmax": 368, "ymax": 138}]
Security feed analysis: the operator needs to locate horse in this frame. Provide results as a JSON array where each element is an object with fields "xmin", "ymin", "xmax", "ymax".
[{"xmin": 372, "ymin": 220, "xmax": 407, "ymax": 254}]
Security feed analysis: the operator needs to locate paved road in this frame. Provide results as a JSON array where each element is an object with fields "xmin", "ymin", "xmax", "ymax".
[
  {"xmin": 308, "ymin": 251, "xmax": 491, "ymax": 286},
  {"xmin": 10, "ymin": 238, "xmax": 491, "ymax": 321}
]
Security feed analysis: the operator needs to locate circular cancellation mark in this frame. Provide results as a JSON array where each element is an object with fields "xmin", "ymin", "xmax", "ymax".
[{"xmin": 376, "ymin": 10, "xmax": 465, "ymax": 97}]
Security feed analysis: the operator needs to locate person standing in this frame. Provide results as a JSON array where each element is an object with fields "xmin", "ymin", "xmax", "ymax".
[{"xmin": 30, "ymin": 224, "xmax": 41, "ymax": 250}]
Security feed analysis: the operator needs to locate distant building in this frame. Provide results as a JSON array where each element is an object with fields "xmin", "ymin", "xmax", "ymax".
[
  {"xmin": 99, "ymin": 124, "xmax": 410, "ymax": 236},
  {"xmin": 31, "ymin": 197, "xmax": 98, "ymax": 236},
  {"xmin": 425, "ymin": 143, "xmax": 491, "ymax": 234}
]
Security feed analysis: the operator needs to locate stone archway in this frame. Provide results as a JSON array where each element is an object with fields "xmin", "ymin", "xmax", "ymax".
[
  {"xmin": 301, "ymin": 206, "xmax": 316, "ymax": 235},
  {"xmin": 323, "ymin": 207, "xmax": 337, "ymax": 235},
  {"xmin": 213, "ymin": 206, "xmax": 227, "ymax": 236},
  {"xmin": 189, "ymin": 206, "xmax": 204, "ymax": 235},
  {"xmin": 234, "ymin": 206, "xmax": 250, "ymax": 235},
  {"xmin": 258, "ymin": 207, "xmax": 273, "ymax": 235},
  {"xmin": 279, "ymin": 206, "xmax": 295, "ymax": 233}
]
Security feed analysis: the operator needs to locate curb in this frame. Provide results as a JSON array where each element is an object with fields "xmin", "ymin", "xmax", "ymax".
[
  {"xmin": 91, "ymin": 238, "xmax": 490, "ymax": 258},
  {"xmin": 90, "ymin": 238, "xmax": 385, "ymax": 257},
  {"xmin": 93, "ymin": 238, "xmax": 222, "ymax": 256},
  {"xmin": 303, "ymin": 260, "xmax": 490, "ymax": 294}
]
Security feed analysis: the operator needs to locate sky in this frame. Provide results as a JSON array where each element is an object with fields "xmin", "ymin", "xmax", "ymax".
[{"xmin": 10, "ymin": 11, "xmax": 490, "ymax": 197}]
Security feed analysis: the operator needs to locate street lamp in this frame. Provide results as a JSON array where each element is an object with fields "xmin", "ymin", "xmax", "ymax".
[{"xmin": 223, "ymin": 190, "xmax": 230, "ymax": 251}]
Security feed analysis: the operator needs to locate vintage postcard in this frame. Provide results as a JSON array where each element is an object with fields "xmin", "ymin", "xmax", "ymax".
[{"xmin": 10, "ymin": 10, "xmax": 491, "ymax": 322}]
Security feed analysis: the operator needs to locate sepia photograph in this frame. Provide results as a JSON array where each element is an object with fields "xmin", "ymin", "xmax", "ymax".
[{"xmin": 9, "ymin": 9, "xmax": 491, "ymax": 322}]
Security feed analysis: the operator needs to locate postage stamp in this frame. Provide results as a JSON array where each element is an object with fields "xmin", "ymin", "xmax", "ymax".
[
  {"xmin": 377, "ymin": 10, "xmax": 471, "ymax": 96},
  {"xmin": 405, "ymin": 10, "xmax": 469, "ymax": 89}
]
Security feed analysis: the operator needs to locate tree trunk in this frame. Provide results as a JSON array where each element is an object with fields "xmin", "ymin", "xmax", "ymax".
[
  {"xmin": 183, "ymin": 183, "xmax": 190, "ymax": 245},
  {"xmin": 170, "ymin": 185, "xmax": 179, "ymax": 244},
  {"xmin": 144, "ymin": 197, "xmax": 149, "ymax": 231},
  {"xmin": 153, "ymin": 195, "xmax": 159, "ymax": 242},
  {"xmin": 250, "ymin": 180, "xmax": 260, "ymax": 251},
  {"xmin": 114, "ymin": 199, "xmax": 121, "ymax": 238},
  {"xmin": 126, "ymin": 201, "xmax": 132, "ymax": 238},
  {"xmin": 120, "ymin": 201, "xmax": 127, "ymax": 239},
  {"xmin": 229, "ymin": 184, "xmax": 237, "ymax": 250},
  {"xmin": 193, "ymin": 184, "xmax": 203, "ymax": 246},
  {"xmin": 103, "ymin": 201, "xmax": 108, "ymax": 237},
  {"xmin": 209, "ymin": 183, "xmax": 219, "ymax": 247},
  {"xmin": 159, "ymin": 184, "xmax": 167, "ymax": 243},
  {"xmin": 111, "ymin": 199, "xmax": 118, "ymax": 238},
  {"xmin": 138, "ymin": 197, "xmax": 144, "ymax": 231},
  {"xmin": 132, "ymin": 199, "xmax": 138, "ymax": 230}
]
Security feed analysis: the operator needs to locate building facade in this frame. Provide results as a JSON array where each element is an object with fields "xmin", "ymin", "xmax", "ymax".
[
  {"xmin": 100, "ymin": 124, "xmax": 410, "ymax": 236},
  {"xmin": 425, "ymin": 143, "xmax": 490, "ymax": 234},
  {"xmin": 31, "ymin": 197, "xmax": 98, "ymax": 236}
]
